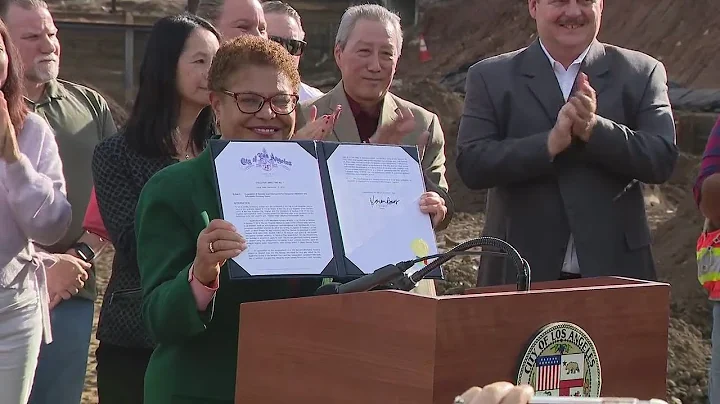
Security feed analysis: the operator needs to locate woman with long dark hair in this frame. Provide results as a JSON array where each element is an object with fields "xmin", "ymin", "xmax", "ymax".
[
  {"xmin": 0, "ymin": 18, "xmax": 71, "ymax": 404},
  {"xmin": 91, "ymin": 13, "xmax": 220, "ymax": 404}
]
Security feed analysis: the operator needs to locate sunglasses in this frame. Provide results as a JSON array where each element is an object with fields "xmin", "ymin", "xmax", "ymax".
[{"xmin": 269, "ymin": 35, "xmax": 307, "ymax": 56}]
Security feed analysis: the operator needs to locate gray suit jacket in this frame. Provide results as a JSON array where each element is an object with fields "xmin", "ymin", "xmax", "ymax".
[{"xmin": 456, "ymin": 39, "xmax": 678, "ymax": 286}]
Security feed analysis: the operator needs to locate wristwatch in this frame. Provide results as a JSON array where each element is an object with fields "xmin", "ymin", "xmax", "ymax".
[{"xmin": 72, "ymin": 242, "xmax": 96, "ymax": 263}]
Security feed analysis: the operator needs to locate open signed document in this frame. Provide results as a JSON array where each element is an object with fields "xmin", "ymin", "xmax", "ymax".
[
  {"xmin": 210, "ymin": 139, "xmax": 439, "ymax": 280},
  {"xmin": 324, "ymin": 143, "xmax": 438, "ymax": 276}
]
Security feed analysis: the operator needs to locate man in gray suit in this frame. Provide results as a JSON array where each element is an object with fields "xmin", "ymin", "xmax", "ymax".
[{"xmin": 455, "ymin": 0, "xmax": 678, "ymax": 286}]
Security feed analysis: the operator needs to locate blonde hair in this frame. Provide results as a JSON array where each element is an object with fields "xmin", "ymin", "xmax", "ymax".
[{"xmin": 208, "ymin": 35, "xmax": 300, "ymax": 93}]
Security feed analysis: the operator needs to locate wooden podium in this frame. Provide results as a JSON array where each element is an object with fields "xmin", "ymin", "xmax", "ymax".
[{"xmin": 234, "ymin": 276, "xmax": 669, "ymax": 404}]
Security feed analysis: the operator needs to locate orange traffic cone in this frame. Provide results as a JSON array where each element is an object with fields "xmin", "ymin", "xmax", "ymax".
[{"xmin": 419, "ymin": 34, "xmax": 431, "ymax": 62}]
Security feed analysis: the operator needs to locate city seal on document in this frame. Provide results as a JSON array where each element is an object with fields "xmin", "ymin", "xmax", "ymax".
[
  {"xmin": 240, "ymin": 147, "xmax": 293, "ymax": 172},
  {"xmin": 516, "ymin": 322, "xmax": 601, "ymax": 397}
]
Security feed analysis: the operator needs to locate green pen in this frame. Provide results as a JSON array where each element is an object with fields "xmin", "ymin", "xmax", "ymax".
[{"xmin": 201, "ymin": 211, "xmax": 210, "ymax": 227}]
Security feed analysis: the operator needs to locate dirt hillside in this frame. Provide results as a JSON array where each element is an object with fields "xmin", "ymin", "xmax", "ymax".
[{"xmin": 400, "ymin": 0, "xmax": 720, "ymax": 89}]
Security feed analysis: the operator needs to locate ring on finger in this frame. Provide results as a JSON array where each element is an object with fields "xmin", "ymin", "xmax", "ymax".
[
  {"xmin": 209, "ymin": 241, "xmax": 216, "ymax": 254},
  {"xmin": 453, "ymin": 396, "xmax": 465, "ymax": 404}
]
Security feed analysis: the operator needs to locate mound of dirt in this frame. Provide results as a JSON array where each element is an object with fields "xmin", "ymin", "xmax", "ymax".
[
  {"xmin": 645, "ymin": 152, "xmax": 711, "ymax": 402},
  {"xmin": 653, "ymin": 154, "xmax": 709, "ymax": 336},
  {"xmin": 667, "ymin": 318, "xmax": 711, "ymax": 403},
  {"xmin": 400, "ymin": 0, "xmax": 720, "ymax": 89}
]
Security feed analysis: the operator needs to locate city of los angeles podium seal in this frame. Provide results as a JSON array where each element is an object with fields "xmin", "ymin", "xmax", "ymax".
[{"xmin": 516, "ymin": 322, "xmax": 602, "ymax": 397}]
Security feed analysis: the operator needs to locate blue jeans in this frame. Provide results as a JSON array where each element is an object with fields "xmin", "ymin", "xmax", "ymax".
[
  {"xmin": 711, "ymin": 302, "xmax": 720, "ymax": 404},
  {"xmin": 27, "ymin": 297, "xmax": 94, "ymax": 404}
]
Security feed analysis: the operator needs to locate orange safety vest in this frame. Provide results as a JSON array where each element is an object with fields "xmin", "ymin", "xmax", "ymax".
[{"xmin": 697, "ymin": 221, "xmax": 720, "ymax": 301}]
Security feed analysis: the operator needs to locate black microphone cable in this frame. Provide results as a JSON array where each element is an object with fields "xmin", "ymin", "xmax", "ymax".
[{"xmin": 392, "ymin": 237, "xmax": 531, "ymax": 292}]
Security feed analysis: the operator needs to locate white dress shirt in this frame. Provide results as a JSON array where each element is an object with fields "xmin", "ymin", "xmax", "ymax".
[
  {"xmin": 299, "ymin": 82, "xmax": 324, "ymax": 102},
  {"xmin": 539, "ymin": 39, "xmax": 591, "ymax": 275}
]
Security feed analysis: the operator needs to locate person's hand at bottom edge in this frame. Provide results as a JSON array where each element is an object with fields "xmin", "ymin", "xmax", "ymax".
[{"xmin": 454, "ymin": 382, "xmax": 534, "ymax": 404}]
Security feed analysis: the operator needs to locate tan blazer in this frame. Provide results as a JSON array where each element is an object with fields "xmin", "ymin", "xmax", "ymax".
[
  {"xmin": 297, "ymin": 81, "xmax": 454, "ymax": 227},
  {"xmin": 297, "ymin": 81, "xmax": 455, "ymax": 296}
]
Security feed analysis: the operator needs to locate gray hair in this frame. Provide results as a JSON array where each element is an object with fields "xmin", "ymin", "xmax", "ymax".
[
  {"xmin": 262, "ymin": 1, "xmax": 302, "ymax": 27},
  {"xmin": 335, "ymin": 4, "xmax": 402, "ymax": 52},
  {"xmin": 195, "ymin": 0, "xmax": 224, "ymax": 23},
  {"xmin": 0, "ymin": 0, "xmax": 48, "ymax": 20}
]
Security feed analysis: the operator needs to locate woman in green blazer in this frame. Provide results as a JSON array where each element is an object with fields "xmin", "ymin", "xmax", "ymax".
[
  {"xmin": 134, "ymin": 36, "xmax": 340, "ymax": 403},
  {"xmin": 135, "ymin": 34, "xmax": 450, "ymax": 402}
]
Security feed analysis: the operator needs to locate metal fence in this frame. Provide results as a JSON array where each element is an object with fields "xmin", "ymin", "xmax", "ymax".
[
  {"xmin": 55, "ymin": 17, "xmax": 341, "ymax": 106},
  {"xmin": 56, "ymin": 19, "xmax": 152, "ymax": 105}
]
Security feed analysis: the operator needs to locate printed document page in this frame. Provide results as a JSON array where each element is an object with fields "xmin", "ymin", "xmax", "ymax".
[
  {"xmin": 325, "ymin": 144, "xmax": 438, "ymax": 274},
  {"xmin": 214, "ymin": 142, "xmax": 333, "ymax": 276}
]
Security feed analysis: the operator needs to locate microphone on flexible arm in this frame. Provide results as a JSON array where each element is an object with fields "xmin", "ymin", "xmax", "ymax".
[
  {"xmin": 388, "ymin": 237, "xmax": 531, "ymax": 293},
  {"xmin": 314, "ymin": 237, "xmax": 530, "ymax": 295},
  {"xmin": 314, "ymin": 250, "xmax": 506, "ymax": 296},
  {"xmin": 315, "ymin": 264, "xmax": 408, "ymax": 295}
]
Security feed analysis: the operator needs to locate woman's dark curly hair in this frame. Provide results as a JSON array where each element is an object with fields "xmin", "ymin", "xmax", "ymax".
[{"xmin": 0, "ymin": 19, "xmax": 28, "ymax": 132}]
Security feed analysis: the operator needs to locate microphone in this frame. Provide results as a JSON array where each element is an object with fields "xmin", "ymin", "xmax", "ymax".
[
  {"xmin": 314, "ymin": 237, "xmax": 529, "ymax": 295},
  {"xmin": 391, "ymin": 237, "xmax": 531, "ymax": 292},
  {"xmin": 315, "ymin": 264, "xmax": 407, "ymax": 295},
  {"xmin": 315, "ymin": 251, "xmax": 500, "ymax": 296}
]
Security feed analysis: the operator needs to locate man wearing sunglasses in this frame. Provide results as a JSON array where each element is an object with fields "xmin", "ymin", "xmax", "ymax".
[{"xmin": 262, "ymin": 1, "xmax": 323, "ymax": 102}]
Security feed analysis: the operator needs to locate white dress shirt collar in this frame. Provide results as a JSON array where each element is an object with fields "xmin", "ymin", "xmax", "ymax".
[{"xmin": 538, "ymin": 39, "xmax": 592, "ymax": 101}]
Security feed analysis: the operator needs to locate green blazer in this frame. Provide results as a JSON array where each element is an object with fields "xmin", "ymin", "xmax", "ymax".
[{"xmin": 135, "ymin": 148, "xmax": 323, "ymax": 403}]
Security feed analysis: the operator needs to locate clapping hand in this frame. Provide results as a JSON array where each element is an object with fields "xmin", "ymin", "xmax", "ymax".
[
  {"xmin": 292, "ymin": 104, "xmax": 342, "ymax": 140},
  {"xmin": 193, "ymin": 219, "xmax": 247, "ymax": 286},
  {"xmin": 547, "ymin": 102, "xmax": 575, "ymax": 158},
  {"xmin": 0, "ymin": 91, "xmax": 19, "ymax": 163},
  {"xmin": 567, "ymin": 72, "xmax": 598, "ymax": 142},
  {"xmin": 369, "ymin": 106, "xmax": 416, "ymax": 145}
]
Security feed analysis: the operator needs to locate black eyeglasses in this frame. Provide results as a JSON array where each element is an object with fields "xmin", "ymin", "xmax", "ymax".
[
  {"xmin": 269, "ymin": 35, "xmax": 307, "ymax": 56},
  {"xmin": 220, "ymin": 90, "xmax": 299, "ymax": 115}
]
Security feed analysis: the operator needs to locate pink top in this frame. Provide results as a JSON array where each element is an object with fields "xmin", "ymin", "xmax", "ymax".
[
  {"xmin": 82, "ymin": 187, "xmax": 110, "ymax": 240},
  {"xmin": 188, "ymin": 265, "xmax": 218, "ymax": 310},
  {"xmin": 0, "ymin": 112, "xmax": 73, "ymax": 343}
]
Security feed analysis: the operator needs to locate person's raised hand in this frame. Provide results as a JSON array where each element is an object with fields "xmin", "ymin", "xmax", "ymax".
[
  {"xmin": 193, "ymin": 219, "xmax": 246, "ymax": 286},
  {"xmin": 292, "ymin": 104, "xmax": 342, "ymax": 140},
  {"xmin": 547, "ymin": 102, "xmax": 575, "ymax": 159},
  {"xmin": 369, "ymin": 106, "xmax": 416, "ymax": 145},
  {"xmin": 568, "ymin": 72, "xmax": 598, "ymax": 142}
]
